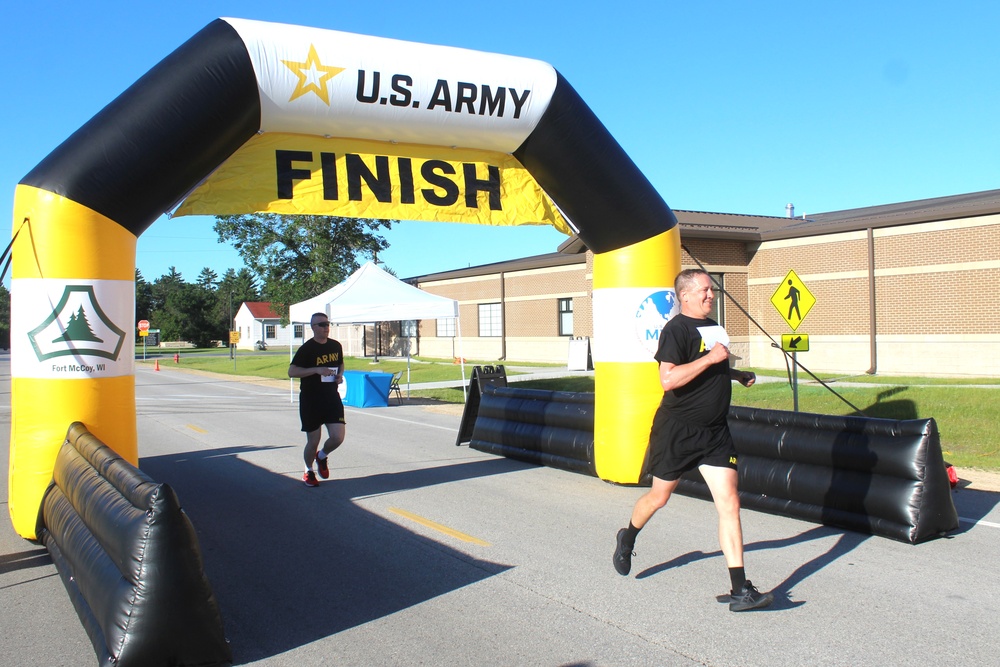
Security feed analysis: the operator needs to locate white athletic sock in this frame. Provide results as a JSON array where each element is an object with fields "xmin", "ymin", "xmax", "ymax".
[{"xmin": 316, "ymin": 451, "xmax": 327, "ymax": 461}]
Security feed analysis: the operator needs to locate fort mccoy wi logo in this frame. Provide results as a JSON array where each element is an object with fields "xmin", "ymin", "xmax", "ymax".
[{"xmin": 27, "ymin": 285, "xmax": 127, "ymax": 374}]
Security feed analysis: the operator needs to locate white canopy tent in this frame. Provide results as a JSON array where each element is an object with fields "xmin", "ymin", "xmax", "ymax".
[{"xmin": 288, "ymin": 262, "xmax": 465, "ymax": 400}]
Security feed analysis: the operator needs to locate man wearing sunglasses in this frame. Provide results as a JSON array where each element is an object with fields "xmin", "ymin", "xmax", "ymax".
[{"xmin": 289, "ymin": 313, "xmax": 347, "ymax": 487}]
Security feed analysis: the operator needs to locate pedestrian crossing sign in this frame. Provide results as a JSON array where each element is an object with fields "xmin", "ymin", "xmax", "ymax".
[{"xmin": 770, "ymin": 270, "xmax": 815, "ymax": 331}]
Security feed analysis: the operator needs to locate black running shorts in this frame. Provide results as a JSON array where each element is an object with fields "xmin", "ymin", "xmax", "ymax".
[
  {"xmin": 299, "ymin": 389, "xmax": 346, "ymax": 433},
  {"xmin": 646, "ymin": 410, "xmax": 738, "ymax": 481}
]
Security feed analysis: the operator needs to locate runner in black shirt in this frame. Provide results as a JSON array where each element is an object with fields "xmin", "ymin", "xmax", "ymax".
[
  {"xmin": 612, "ymin": 270, "xmax": 773, "ymax": 612},
  {"xmin": 289, "ymin": 313, "xmax": 346, "ymax": 487}
]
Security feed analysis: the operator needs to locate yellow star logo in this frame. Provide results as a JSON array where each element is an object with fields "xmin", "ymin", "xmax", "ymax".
[{"xmin": 282, "ymin": 44, "xmax": 345, "ymax": 105}]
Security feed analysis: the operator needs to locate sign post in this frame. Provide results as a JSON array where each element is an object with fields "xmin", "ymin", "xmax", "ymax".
[
  {"xmin": 137, "ymin": 320, "xmax": 150, "ymax": 361},
  {"xmin": 229, "ymin": 330, "xmax": 240, "ymax": 370},
  {"xmin": 770, "ymin": 271, "xmax": 815, "ymax": 411}
]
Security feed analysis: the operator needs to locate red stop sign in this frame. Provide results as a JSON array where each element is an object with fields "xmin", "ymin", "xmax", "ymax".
[{"xmin": 137, "ymin": 320, "xmax": 150, "ymax": 332}]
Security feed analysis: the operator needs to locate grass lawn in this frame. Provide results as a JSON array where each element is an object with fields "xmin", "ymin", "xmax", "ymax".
[
  {"xmin": 138, "ymin": 350, "xmax": 530, "ymax": 384},
  {"xmin": 139, "ymin": 352, "xmax": 999, "ymax": 471}
]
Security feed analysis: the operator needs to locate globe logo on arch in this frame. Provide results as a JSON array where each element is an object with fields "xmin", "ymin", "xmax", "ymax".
[{"xmin": 635, "ymin": 290, "xmax": 678, "ymax": 355}]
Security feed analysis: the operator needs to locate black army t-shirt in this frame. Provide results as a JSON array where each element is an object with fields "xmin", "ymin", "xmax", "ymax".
[
  {"xmin": 654, "ymin": 314, "xmax": 731, "ymax": 426},
  {"xmin": 291, "ymin": 338, "xmax": 344, "ymax": 398}
]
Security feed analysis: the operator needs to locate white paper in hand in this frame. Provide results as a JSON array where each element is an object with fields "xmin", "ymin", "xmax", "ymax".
[{"xmin": 697, "ymin": 325, "xmax": 730, "ymax": 350}]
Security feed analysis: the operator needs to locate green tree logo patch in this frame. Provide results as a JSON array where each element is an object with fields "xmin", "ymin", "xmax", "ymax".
[{"xmin": 28, "ymin": 286, "xmax": 126, "ymax": 362}]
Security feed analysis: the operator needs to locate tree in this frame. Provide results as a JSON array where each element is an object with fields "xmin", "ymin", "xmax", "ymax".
[
  {"xmin": 0, "ymin": 283, "xmax": 9, "ymax": 349},
  {"xmin": 214, "ymin": 213, "xmax": 392, "ymax": 321},
  {"xmin": 214, "ymin": 268, "xmax": 260, "ymax": 334},
  {"xmin": 175, "ymin": 284, "xmax": 219, "ymax": 348},
  {"xmin": 150, "ymin": 267, "xmax": 185, "ymax": 316},
  {"xmin": 152, "ymin": 283, "xmax": 219, "ymax": 347},
  {"xmin": 231, "ymin": 268, "xmax": 260, "ymax": 302},
  {"xmin": 150, "ymin": 267, "xmax": 192, "ymax": 343},
  {"xmin": 196, "ymin": 267, "xmax": 219, "ymax": 289},
  {"xmin": 195, "ymin": 266, "xmax": 221, "ymax": 338},
  {"xmin": 135, "ymin": 269, "xmax": 153, "ymax": 321}
]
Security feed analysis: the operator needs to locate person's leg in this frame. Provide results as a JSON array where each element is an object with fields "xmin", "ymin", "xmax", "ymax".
[
  {"xmin": 631, "ymin": 475, "xmax": 680, "ymax": 529},
  {"xmin": 615, "ymin": 476, "xmax": 680, "ymax": 575},
  {"xmin": 303, "ymin": 428, "xmax": 322, "ymax": 470},
  {"xmin": 699, "ymin": 464, "xmax": 771, "ymax": 610},
  {"xmin": 320, "ymin": 423, "xmax": 346, "ymax": 456},
  {"xmin": 315, "ymin": 423, "xmax": 345, "ymax": 479},
  {"xmin": 698, "ymin": 465, "xmax": 743, "ymax": 567}
]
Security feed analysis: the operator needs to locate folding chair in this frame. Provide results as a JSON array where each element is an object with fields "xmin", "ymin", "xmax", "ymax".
[{"xmin": 389, "ymin": 371, "xmax": 403, "ymax": 404}]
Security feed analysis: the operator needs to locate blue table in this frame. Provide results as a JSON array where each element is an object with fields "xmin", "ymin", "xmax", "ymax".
[{"xmin": 342, "ymin": 370, "xmax": 393, "ymax": 408}]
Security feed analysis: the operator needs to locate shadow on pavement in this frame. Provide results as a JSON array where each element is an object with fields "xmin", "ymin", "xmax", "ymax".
[
  {"xmin": 141, "ymin": 446, "xmax": 531, "ymax": 665},
  {"xmin": 949, "ymin": 483, "xmax": 1000, "ymax": 535},
  {"xmin": 0, "ymin": 547, "xmax": 52, "ymax": 576},
  {"xmin": 637, "ymin": 524, "xmax": 870, "ymax": 611}
]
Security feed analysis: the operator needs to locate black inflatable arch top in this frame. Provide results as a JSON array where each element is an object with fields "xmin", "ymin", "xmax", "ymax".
[
  {"xmin": 21, "ymin": 20, "xmax": 260, "ymax": 238},
  {"xmin": 21, "ymin": 18, "xmax": 676, "ymax": 252}
]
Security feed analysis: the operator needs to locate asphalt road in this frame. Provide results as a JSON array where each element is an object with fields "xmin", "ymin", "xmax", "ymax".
[{"xmin": 2, "ymin": 361, "xmax": 999, "ymax": 666}]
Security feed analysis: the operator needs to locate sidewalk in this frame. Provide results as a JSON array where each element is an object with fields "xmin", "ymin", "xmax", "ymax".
[{"xmin": 395, "ymin": 365, "xmax": 594, "ymax": 391}]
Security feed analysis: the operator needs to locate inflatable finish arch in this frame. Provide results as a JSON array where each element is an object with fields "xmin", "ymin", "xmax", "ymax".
[{"xmin": 11, "ymin": 18, "xmax": 678, "ymax": 538}]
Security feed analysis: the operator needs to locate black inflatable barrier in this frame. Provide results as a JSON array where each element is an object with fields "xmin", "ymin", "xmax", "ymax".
[
  {"xmin": 36, "ymin": 422, "xmax": 232, "ymax": 667},
  {"xmin": 465, "ymin": 389, "xmax": 958, "ymax": 544},
  {"xmin": 673, "ymin": 406, "xmax": 959, "ymax": 544},
  {"xmin": 468, "ymin": 385, "xmax": 595, "ymax": 475},
  {"xmin": 456, "ymin": 365, "xmax": 508, "ymax": 446}
]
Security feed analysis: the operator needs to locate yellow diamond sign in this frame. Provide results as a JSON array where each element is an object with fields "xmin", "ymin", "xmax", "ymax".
[{"xmin": 770, "ymin": 270, "xmax": 815, "ymax": 331}]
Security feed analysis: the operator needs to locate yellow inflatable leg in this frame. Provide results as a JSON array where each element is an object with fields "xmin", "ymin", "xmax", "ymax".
[
  {"xmin": 592, "ymin": 229, "xmax": 681, "ymax": 483},
  {"xmin": 9, "ymin": 185, "xmax": 137, "ymax": 539}
]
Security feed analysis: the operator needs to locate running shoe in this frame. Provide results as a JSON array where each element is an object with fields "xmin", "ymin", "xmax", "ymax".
[
  {"xmin": 302, "ymin": 470, "xmax": 319, "ymax": 487},
  {"xmin": 316, "ymin": 453, "xmax": 330, "ymax": 479},
  {"xmin": 613, "ymin": 528, "xmax": 634, "ymax": 576},
  {"xmin": 729, "ymin": 581, "xmax": 774, "ymax": 612}
]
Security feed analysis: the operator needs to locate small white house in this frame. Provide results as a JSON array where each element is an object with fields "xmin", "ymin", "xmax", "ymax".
[{"xmin": 233, "ymin": 302, "xmax": 294, "ymax": 350}]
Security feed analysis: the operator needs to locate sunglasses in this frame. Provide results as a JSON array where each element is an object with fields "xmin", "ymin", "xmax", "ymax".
[{"xmin": 312, "ymin": 322, "xmax": 330, "ymax": 328}]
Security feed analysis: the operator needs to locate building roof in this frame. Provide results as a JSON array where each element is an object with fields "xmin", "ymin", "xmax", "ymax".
[
  {"xmin": 766, "ymin": 188, "xmax": 1000, "ymax": 240},
  {"xmin": 562, "ymin": 187, "xmax": 1000, "ymax": 250},
  {"xmin": 675, "ymin": 210, "xmax": 793, "ymax": 239},
  {"xmin": 405, "ymin": 251, "xmax": 585, "ymax": 283},
  {"xmin": 243, "ymin": 302, "xmax": 281, "ymax": 319},
  {"xmin": 406, "ymin": 187, "xmax": 1000, "ymax": 279}
]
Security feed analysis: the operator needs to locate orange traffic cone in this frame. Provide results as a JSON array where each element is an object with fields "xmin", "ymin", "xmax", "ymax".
[{"xmin": 154, "ymin": 359, "xmax": 160, "ymax": 371}]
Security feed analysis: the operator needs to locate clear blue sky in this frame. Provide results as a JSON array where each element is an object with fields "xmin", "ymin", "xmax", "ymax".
[{"xmin": 3, "ymin": 2, "xmax": 998, "ymax": 285}]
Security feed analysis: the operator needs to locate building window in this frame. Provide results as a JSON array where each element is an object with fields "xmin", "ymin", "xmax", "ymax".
[
  {"xmin": 709, "ymin": 273, "xmax": 724, "ymax": 325},
  {"xmin": 294, "ymin": 324, "xmax": 304, "ymax": 339},
  {"xmin": 401, "ymin": 320, "xmax": 417, "ymax": 337},
  {"xmin": 436, "ymin": 318, "xmax": 456, "ymax": 337},
  {"xmin": 558, "ymin": 298, "xmax": 573, "ymax": 336},
  {"xmin": 265, "ymin": 324, "xmax": 276, "ymax": 339},
  {"xmin": 479, "ymin": 303, "xmax": 502, "ymax": 337}
]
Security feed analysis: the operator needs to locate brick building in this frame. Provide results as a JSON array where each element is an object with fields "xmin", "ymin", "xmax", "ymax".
[{"xmin": 402, "ymin": 188, "xmax": 1000, "ymax": 377}]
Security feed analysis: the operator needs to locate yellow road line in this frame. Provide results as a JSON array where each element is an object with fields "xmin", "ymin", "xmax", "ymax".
[
  {"xmin": 388, "ymin": 507, "xmax": 491, "ymax": 546},
  {"xmin": 186, "ymin": 424, "xmax": 208, "ymax": 433}
]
